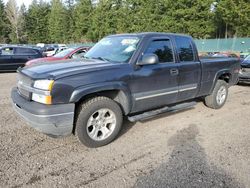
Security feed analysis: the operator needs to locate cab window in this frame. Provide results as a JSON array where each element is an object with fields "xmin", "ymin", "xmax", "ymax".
[
  {"xmin": 144, "ymin": 39, "xmax": 174, "ymax": 63},
  {"xmin": 175, "ymin": 36, "xmax": 194, "ymax": 62}
]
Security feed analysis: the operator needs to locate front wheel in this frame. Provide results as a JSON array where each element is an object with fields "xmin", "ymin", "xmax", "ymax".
[
  {"xmin": 204, "ymin": 80, "xmax": 228, "ymax": 109},
  {"xmin": 75, "ymin": 96, "xmax": 123, "ymax": 148}
]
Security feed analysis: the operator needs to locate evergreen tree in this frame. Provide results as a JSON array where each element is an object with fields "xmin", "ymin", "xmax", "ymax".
[
  {"xmin": 0, "ymin": 0, "xmax": 10, "ymax": 43},
  {"xmin": 73, "ymin": 0, "xmax": 92, "ymax": 42},
  {"xmin": 18, "ymin": 4, "xmax": 28, "ymax": 43},
  {"xmin": 88, "ymin": 0, "xmax": 124, "ymax": 41},
  {"xmin": 215, "ymin": 0, "xmax": 250, "ymax": 38},
  {"xmin": 123, "ymin": 0, "xmax": 167, "ymax": 33},
  {"xmin": 160, "ymin": 0, "xmax": 215, "ymax": 39},
  {"xmin": 26, "ymin": 0, "xmax": 51, "ymax": 43},
  {"xmin": 5, "ymin": 0, "xmax": 20, "ymax": 43},
  {"xmin": 65, "ymin": 0, "xmax": 76, "ymax": 42},
  {"xmin": 48, "ymin": 0, "xmax": 68, "ymax": 43},
  {"xmin": 1, "ymin": 0, "xmax": 250, "ymax": 43}
]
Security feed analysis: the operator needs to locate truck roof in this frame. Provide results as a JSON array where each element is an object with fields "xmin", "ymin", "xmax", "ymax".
[{"xmin": 108, "ymin": 32, "xmax": 191, "ymax": 38}]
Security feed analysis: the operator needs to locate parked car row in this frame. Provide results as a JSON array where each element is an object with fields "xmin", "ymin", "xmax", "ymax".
[
  {"xmin": 0, "ymin": 46, "xmax": 44, "ymax": 71},
  {"xmin": 25, "ymin": 46, "xmax": 91, "ymax": 66},
  {"xmin": 199, "ymin": 51, "xmax": 240, "ymax": 59},
  {"xmin": 0, "ymin": 45, "xmax": 91, "ymax": 71},
  {"xmin": 37, "ymin": 43, "xmax": 68, "ymax": 57}
]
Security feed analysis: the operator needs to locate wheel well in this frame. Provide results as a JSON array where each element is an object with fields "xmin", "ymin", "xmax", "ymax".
[
  {"xmin": 72, "ymin": 90, "xmax": 130, "ymax": 134},
  {"xmin": 218, "ymin": 73, "xmax": 231, "ymax": 83},
  {"xmin": 77, "ymin": 89, "xmax": 130, "ymax": 113}
]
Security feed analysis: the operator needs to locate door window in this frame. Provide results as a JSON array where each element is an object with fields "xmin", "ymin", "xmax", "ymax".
[
  {"xmin": 1, "ymin": 47, "xmax": 14, "ymax": 55},
  {"xmin": 15, "ymin": 48, "xmax": 37, "ymax": 55},
  {"xmin": 71, "ymin": 49, "xmax": 87, "ymax": 59},
  {"xmin": 175, "ymin": 36, "xmax": 194, "ymax": 62},
  {"xmin": 144, "ymin": 39, "xmax": 174, "ymax": 63}
]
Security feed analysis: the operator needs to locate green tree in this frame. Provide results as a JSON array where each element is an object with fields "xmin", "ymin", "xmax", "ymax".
[
  {"xmin": 18, "ymin": 4, "xmax": 28, "ymax": 43},
  {"xmin": 65, "ymin": 0, "xmax": 76, "ymax": 42},
  {"xmin": 26, "ymin": 0, "xmax": 51, "ymax": 43},
  {"xmin": 88, "ymin": 0, "xmax": 126, "ymax": 41},
  {"xmin": 132, "ymin": 0, "xmax": 168, "ymax": 32},
  {"xmin": 73, "ymin": 0, "xmax": 92, "ymax": 42},
  {"xmin": 215, "ymin": 0, "xmax": 250, "ymax": 38},
  {"xmin": 88, "ymin": 0, "xmax": 216, "ymax": 40},
  {"xmin": 5, "ymin": 0, "xmax": 20, "ymax": 43},
  {"xmin": 160, "ymin": 0, "xmax": 215, "ymax": 39},
  {"xmin": 48, "ymin": 0, "xmax": 68, "ymax": 43},
  {"xmin": 0, "ymin": 0, "xmax": 10, "ymax": 43}
]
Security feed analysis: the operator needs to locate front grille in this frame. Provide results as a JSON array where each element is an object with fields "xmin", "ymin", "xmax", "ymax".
[
  {"xmin": 17, "ymin": 73, "xmax": 33, "ymax": 100},
  {"xmin": 17, "ymin": 73, "xmax": 33, "ymax": 86}
]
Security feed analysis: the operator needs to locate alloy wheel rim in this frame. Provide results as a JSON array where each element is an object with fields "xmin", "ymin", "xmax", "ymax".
[
  {"xmin": 216, "ymin": 86, "xmax": 227, "ymax": 105},
  {"xmin": 86, "ymin": 108, "xmax": 116, "ymax": 141}
]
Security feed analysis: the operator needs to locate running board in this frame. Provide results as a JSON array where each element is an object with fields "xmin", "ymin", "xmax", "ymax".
[{"xmin": 128, "ymin": 101, "xmax": 197, "ymax": 122}]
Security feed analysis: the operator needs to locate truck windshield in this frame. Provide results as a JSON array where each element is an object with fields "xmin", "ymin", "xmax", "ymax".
[{"xmin": 84, "ymin": 36, "xmax": 140, "ymax": 63}]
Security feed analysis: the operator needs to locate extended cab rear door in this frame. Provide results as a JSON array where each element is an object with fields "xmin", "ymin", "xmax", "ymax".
[
  {"xmin": 130, "ymin": 37, "xmax": 179, "ymax": 112},
  {"xmin": 174, "ymin": 36, "xmax": 201, "ymax": 102}
]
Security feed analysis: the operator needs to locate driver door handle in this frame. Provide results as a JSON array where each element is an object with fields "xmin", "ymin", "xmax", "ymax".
[{"xmin": 170, "ymin": 68, "xmax": 179, "ymax": 76}]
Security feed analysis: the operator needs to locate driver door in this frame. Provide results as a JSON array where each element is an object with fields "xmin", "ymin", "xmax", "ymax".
[{"xmin": 129, "ymin": 38, "xmax": 179, "ymax": 113}]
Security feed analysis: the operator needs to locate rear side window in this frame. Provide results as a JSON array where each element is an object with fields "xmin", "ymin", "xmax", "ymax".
[
  {"xmin": 175, "ymin": 36, "xmax": 194, "ymax": 62},
  {"xmin": 144, "ymin": 39, "xmax": 174, "ymax": 63},
  {"xmin": 1, "ymin": 47, "xmax": 14, "ymax": 55},
  {"xmin": 15, "ymin": 48, "xmax": 37, "ymax": 55}
]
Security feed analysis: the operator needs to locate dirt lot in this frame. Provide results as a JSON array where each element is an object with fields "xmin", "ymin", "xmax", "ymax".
[{"xmin": 0, "ymin": 73, "xmax": 250, "ymax": 188}]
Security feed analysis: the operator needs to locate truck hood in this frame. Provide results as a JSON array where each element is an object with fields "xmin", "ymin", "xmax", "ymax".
[{"xmin": 20, "ymin": 59, "xmax": 122, "ymax": 80}]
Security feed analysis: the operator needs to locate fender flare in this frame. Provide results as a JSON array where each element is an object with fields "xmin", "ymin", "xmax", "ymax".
[
  {"xmin": 210, "ymin": 69, "xmax": 231, "ymax": 94},
  {"xmin": 69, "ymin": 82, "xmax": 132, "ymax": 115}
]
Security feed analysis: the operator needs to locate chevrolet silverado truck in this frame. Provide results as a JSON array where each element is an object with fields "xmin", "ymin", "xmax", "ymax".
[{"xmin": 11, "ymin": 33, "xmax": 240, "ymax": 147}]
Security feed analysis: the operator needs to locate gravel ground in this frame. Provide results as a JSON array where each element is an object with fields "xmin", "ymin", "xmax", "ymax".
[{"xmin": 0, "ymin": 73, "xmax": 250, "ymax": 188}]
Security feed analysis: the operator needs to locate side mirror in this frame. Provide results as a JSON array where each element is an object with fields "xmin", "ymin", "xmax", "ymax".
[{"xmin": 137, "ymin": 53, "xmax": 159, "ymax": 65}]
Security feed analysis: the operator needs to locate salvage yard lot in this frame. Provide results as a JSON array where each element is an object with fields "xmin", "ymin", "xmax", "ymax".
[{"xmin": 0, "ymin": 73, "xmax": 250, "ymax": 188}]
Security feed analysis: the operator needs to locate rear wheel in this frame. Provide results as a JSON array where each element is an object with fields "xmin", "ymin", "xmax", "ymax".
[
  {"xmin": 204, "ymin": 80, "xmax": 228, "ymax": 109},
  {"xmin": 75, "ymin": 96, "xmax": 123, "ymax": 148}
]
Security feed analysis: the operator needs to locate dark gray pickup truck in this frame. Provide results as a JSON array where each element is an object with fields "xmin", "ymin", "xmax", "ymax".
[{"xmin": 11, "ymin": 33, "xmax": 240, "ymax": 147}]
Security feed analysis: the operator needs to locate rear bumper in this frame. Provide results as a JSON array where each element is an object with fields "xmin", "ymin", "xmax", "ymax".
[{"xmin": 11, "ymin": 88, "xmax": 75, "ymax": 137}]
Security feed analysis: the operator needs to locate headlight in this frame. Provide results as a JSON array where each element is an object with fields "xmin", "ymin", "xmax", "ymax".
[
  {"xmin": 33, "ymin": 80, "xmax": 54, "ymax": 91},
  {"xmin": 32, "ymin": 80, "xmax": 54, "ymax": 104}
]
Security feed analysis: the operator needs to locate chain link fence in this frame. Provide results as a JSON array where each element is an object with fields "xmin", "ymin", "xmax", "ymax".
[{"xmin": 194, "ymin": 38, "xmax": 250, "ymax": 53}]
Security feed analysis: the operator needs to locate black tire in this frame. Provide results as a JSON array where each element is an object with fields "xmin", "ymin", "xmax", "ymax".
[
  {"xmin": 75, "ymin": 96, "xmax": 123, "ymax": 148},
  {"xmin": 204, "ymin": 80, "xmax": 228, "ymax": 109}
]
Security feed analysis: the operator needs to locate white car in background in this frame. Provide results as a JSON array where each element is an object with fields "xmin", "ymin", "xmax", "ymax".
[{"xmin": 44, "ymin": 44, "xmax": 68, "ymax": 57}]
